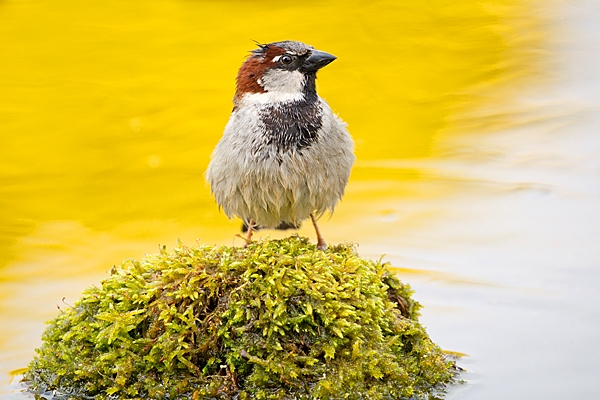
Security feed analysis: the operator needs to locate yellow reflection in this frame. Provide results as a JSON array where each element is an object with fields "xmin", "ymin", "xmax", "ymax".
[
  {"xmin": 9, "ymin": 368, "xmax": 27, "ymax": 377},
  {"xmin": 387, "ymin": 266, "xmax": 499, "ymax": 287},
  {"xmin": 0, "ymin": 0, "xmax": 545, "ymax": 269}
]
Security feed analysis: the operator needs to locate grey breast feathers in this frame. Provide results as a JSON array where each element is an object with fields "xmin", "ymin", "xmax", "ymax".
[{"xmin": 207, "ymin": 99, "xmax": 354, "ymax": 228}]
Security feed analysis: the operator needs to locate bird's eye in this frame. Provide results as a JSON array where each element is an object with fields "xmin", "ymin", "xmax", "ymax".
[{"xmin": 280, "ymin": 55, "xmax": 293, "ymax": 65}]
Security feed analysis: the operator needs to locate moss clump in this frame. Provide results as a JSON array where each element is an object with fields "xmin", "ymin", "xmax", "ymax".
[{"xmin": 26, "ymin": 236, "xmax": 456, "ymax": 399}]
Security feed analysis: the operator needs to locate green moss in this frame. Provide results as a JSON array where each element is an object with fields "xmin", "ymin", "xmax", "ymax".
[{"xmin": 25, "ymin": 236, "xmax": 457, "ymax": 399}]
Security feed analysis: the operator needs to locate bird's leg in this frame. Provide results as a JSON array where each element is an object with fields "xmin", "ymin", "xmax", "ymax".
[
  {"xmin": 310, "ymin": 214, "xmax": 327, "ymax": 250},
  {"xmin": 244, "ymin": 219, "xmax": 256, "ymax": 248}
]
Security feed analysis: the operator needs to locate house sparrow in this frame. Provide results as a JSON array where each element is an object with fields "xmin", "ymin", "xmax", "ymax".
[{"xmin": 206, "ymin": 40, "xmax": 354, "ymax": 249}]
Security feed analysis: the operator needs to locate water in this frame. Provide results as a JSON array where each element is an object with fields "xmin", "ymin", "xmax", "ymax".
[{"xmin": 2, "ymin": 0, "xmax": 600, "ymax": 398}]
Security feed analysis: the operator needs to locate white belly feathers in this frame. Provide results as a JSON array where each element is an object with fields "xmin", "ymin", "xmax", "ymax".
[{"xmin": 206, "ymin": 98, "xmax": 354, "ymax": 228}]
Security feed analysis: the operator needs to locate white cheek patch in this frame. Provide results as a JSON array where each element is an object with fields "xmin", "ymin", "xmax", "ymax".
[
  {"xmin": 240, "ymin": 91, "xmax": 305, "ymax": 106},
  {"xmin": 261, "ymin": 69, "xmax": 305, "ymax": 94}
]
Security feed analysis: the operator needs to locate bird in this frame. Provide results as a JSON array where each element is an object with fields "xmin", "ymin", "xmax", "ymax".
[{"xmin": 206, "ymin": 40, "xmax": 355, "ymax": 250}]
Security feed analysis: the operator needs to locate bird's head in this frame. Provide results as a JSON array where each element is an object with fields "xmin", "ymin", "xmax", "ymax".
[{"xmin": 234, "ymin": 40, "xmax": 336, "ymax": 106}]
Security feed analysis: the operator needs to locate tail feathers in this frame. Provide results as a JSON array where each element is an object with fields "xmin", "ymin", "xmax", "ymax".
[{"xmin": 241, "ymin": 221, "xmax": 301, "ymax": 233}]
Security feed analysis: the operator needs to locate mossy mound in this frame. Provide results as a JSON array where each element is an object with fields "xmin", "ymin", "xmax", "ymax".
[{"xmin": 26, "ymin": 236, "xmax": 456, "ymax": 399}]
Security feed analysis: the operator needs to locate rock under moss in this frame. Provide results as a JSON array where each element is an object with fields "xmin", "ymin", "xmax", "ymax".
[{"xmin": 26, "ymin": 236, "xmax": 457, "ymax": 399}]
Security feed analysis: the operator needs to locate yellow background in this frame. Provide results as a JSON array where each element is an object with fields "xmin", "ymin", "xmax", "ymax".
[{"xmin": 0, "ymin": 1, "xmax": 543, "ymax": 270}]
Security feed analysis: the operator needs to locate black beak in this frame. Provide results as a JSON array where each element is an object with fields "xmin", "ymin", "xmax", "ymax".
[{"xmin": 301, "ymin": 49, "xmax": 337, "ymax": 72}]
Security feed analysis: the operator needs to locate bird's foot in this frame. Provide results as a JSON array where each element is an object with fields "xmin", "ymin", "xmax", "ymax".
[
  {"xmin": 316, "ymin": 239, "xmax": 327, "ymax": 251},
  {"xmin": 239, "ymin": 219, "xmax": 255, "ymax": 248},
  {"xmin": 310, "ymin": 214, "xmax": 327, "ymax": 251},
  {"xmin": 236, "ymin": 234, "xmax": 251, "ymax": 248}
]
